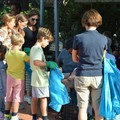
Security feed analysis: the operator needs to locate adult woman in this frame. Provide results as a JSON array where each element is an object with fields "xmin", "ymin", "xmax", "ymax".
[
  {"xmin": 13, "ymin": 13, "xmax": 28, "ymax": 36},
  {"xmin": 0, "ymin": 13, "xmax": 15, "ymax": 49},
  {"xmin": 22, "ymin": 10, "xmax": 39, "ymax": 49}
]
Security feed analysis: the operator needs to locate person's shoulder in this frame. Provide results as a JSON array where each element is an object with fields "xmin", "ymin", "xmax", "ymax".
[
  {"xmin": 58, "ymin": 48, "xmax": 67, "ymax": 56},
  {"xmin": 97, "ymin": 31, "xmax": 106, "ymax": 38},
  {"xmin": 23, "ymin": 26, "xmax": 30, "ymax": 32},
  {"xmin": 31, "ymin": 45, "xmax": 42, "ymax": 52},
  {"xmin": 60, "ymin": 48, "xmax": 67, "ymax": 53},
  {"xmin": 75, "ymin": 32, "xmax": 84, "ymax": 37},
  {"xmin": 32, "ymin": 45, "xmax": 41, "ymax": 49},
  {"xmin": 97, "ymin": 32, "xmax": 108, "ymax": 42},
  {"xmin": 18, "ymin": 50, "xmax": 27, "ymax": 55},
  {"xmin": 74, "ymin": 33, "xmax": 84, "ymax": 41}
]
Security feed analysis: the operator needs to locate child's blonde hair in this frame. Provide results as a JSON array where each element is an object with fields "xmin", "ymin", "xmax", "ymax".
[
  {"xmin": 11, "ymin": 33, "xmax": 24, "ymax": 45},
  {"xmin": 37, "ymin": 27, "xmax": 53, "ymax": 42}
]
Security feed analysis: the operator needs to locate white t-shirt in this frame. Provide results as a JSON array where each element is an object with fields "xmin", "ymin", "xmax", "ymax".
[{"xmin": 30, "ymin": 45, "xmax": 49, "ymax": 87}]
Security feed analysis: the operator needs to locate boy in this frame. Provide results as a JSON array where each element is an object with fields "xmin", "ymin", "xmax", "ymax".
[
  {"xmin": 4, "ymin": 33, "xmax": 29, "ymax": 120},
  {"xmin": 72, "ymin": 9, "xmax": 107, "ymax": 120},
  {"xmin": 30, "ymin": 27, "xmax": 58, "ymax": 120}
]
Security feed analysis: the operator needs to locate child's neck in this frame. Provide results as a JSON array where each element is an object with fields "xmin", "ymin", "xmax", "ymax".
[
  {"xmin": 35, "ymin": 41, "xmax": 41, "ymax": 46},
  {"xmin": 85, "ymin": 26, "xmax": 96, "ymax": 30},
  {"xmin": 11, "ymin": 45, "xmax": 20, "ymax": 50}
]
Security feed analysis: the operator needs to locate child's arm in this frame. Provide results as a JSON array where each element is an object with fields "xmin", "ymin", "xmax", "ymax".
[
  {"xmin": 33, "ymin": 60, "xmax": 46, "ymax": 67},
  {"xmin": 72, "ymin": 49, "xmax": 79, "ymax": 63},
  {"xmin": 34, "ymin": 60, "xmax": 58, "ymax": 69}
]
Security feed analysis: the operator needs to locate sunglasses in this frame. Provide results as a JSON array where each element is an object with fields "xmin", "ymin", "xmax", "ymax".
[{"xmin": 31, "ymin": 18, "xmax": 38, "ymax": 22}]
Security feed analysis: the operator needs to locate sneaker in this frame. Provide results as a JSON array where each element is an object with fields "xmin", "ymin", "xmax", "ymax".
[
  {"xmin": 10, "ymin": 115, "xmax": 19, "ymax": 120},
  {"xmin": 4, "ymin": 114, "xmax": 11, "ymax": 120},
  {"xmin": 24, "ymin": 96, "xmax": 31, "ymax": 105}
]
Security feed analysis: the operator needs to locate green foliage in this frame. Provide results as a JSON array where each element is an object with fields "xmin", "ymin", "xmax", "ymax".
[
  {"xmin": 59, "ymin": 0, "xmax": 83, "ymax": 39},
  {"xmin": 0, "ymin": 2, "xmax": 11, "ymax": 26},
  {"xmin": 21, "ymin": 3, "xmax": 39, "ymax": 16},
  {"xmin": 0, "ymin": 0, "xmax": 119, "ymax": 42}
]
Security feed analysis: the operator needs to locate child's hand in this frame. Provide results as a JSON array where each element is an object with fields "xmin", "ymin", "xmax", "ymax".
[{"xmin": 46, "ymin": 61, "xmax": 58, "ymax": 69}]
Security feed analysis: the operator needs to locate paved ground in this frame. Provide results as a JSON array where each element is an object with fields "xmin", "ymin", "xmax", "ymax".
[{"xmin": 18, "ymin": 102, "xmax": 58, "ymax": 120}]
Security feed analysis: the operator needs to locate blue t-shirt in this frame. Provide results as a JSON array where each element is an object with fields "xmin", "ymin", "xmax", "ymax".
[
  {"xmin": 106, "ymin": 53, "xmax": 116, "ymax": 63},
  {"xmin": 57, "ymin": 49, "xmax": 78, "ymax": 73},
  {"xmin": 73, "ymin": 30, "xmax": 107, "ymax": 76}
]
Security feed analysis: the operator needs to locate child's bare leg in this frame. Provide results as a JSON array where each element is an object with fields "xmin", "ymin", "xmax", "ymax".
[
  {"xmin": 4, "ymin": 102, "xmax": 12, "ymax": 118},
  {"xmin": 12, "ymin": 102, "xmax": 19, "ymax": 113},
  {"xmin": 31, "ymin": 97, "xmax": 38, "ymax": 119},
  {"xmin": 78, "ymin": 107, "xmax": 87, "ymax": 120},
  {"xmin": 31, "ymin": 97, "xmax": 38, "ymax": 114},
  {"xmin": 93, "ymin": 106, "xmax": 104, "ymax": 120},
  {"xmin": 40, "ymin": 97, "xmax": 48, "ymax": 120},
  {"xmin": 5, "ymin": 102, "xmax": 12, "ymax": 110}
]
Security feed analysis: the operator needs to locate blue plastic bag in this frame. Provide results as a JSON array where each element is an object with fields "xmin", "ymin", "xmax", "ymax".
[
  {"xmin": 49, "ymin": 68, "xmax": 70, "ymax": 112},
  {"xmin": 99, "ymin": 58, "xmax": 120, "ymax": 119}
]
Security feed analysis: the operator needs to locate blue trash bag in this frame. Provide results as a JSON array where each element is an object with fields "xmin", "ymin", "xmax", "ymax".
[
  {"xmin": 99, "ymin": 58, "xmax": 120, "ymax": 119},
  {"xmin": 49, "ymin": 68, "xmax": 70, "ymax": 112}
]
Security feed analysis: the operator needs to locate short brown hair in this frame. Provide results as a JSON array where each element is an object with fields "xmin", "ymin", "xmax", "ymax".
[
  {"xmin": 81, "ymin": 9, "xmax": 102, "ymax": 27},
  {"xmin": 11, "ymin": 33, "xmax": 24, "ymax": 45},
  {"xmin": 37, "ymin": 27, "xmax": 53, "ymax": 42}
]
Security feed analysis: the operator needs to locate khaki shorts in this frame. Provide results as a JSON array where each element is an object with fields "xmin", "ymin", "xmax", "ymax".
[{"xmin": 74, "ymin": 76, "xmax": 103, "ymax": 109}]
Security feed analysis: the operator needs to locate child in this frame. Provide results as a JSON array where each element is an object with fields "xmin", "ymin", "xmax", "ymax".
[
  {"xmin": 4, "ymin": 33, "xmax": 29, "ymax": 120},
  {"xmin": 72, "ymin": 9, "xmax": 107, "ymax": 120},
  {"xmin": 0, "ymin": 41, "xmax": 7, "ymax": 119},
  {"xmin": 30, "ymin": 27, "xmax": 58, "ymax": 120}
]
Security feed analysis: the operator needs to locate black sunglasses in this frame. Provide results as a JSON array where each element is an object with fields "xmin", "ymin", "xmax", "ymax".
[{"xmin": 31, "ymin": 18, "xmax": 38, "ymax": 22}]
